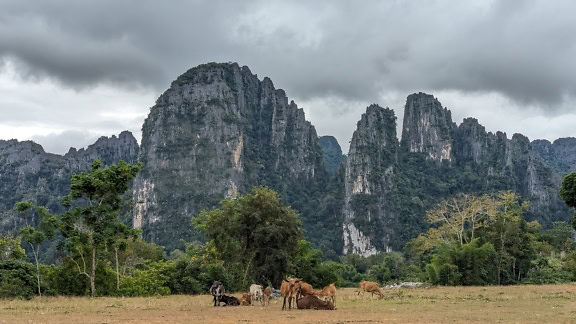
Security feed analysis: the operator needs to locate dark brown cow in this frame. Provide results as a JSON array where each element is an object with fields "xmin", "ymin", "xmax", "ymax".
[{"xmin": 296, "ymin": 295, "xmax": 335, "ymax": 310}]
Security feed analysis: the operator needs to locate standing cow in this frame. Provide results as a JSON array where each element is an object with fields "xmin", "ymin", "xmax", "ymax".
[
  {"xmin": 249, "ymin": 284, "xmax": 264, "ymax": 305},
  {"xmin": 210, "ymin": 281, "xmax": 225, "ymax": 306}
]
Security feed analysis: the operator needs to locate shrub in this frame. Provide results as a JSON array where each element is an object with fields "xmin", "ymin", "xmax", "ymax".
[{"xmin": 0, "ymin": 260, "xmax": 36, "ymax": 299}]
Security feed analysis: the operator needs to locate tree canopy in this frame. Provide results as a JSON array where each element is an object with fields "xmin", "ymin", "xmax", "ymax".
[{"xmin": 194, "ymin": 186, "xmax": 303, "ymax": 287}]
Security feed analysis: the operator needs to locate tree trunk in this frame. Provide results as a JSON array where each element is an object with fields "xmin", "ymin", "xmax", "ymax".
[
  {"xmin": 90, "ymin": 247, "xmax": 97, "ymax": 297},
  {"xmin": 32, "ymin": 245, "xmax": 41, "ymax": 297},
  {"xmin": 115, "ymin": 247, "xmax": 120, "ymax": 290}
]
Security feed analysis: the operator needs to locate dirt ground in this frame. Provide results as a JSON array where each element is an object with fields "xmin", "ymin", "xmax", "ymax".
[{"xmin": 1, "ymin": 284, "xmax": 575, "ymax": 323}]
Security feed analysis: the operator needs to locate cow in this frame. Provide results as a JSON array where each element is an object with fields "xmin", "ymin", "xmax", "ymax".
[
  {"xmin": 240, "ymin": 293, "xmax": 252, "ymax": 306},
  {"xmin": 280, "ymin": 278, "xmax": 302, "ymax": 310},
  {"xmin": 219, "ymin": 295, "xmax": 240, "ymax": 306},
  {"xmin": 263, "ymin": 286, "xmax": 272, "ymax": 305},
  {"xmin": 358, "ymin": 280, "xmax": 385, "ymax": 299},
  {"xmin": 296, "ymin": 295, "xmax": 335, "ymax": 310},
  {"xmin": 297, "ymin": 281, "xmax": 317, "ymax": 299},
  {"xmin": 250, "ymin": 284, "xmax": 264, "ymax": 305},
  {"xmin": 209, "ymin": 281, "xmax": 225, "ymax": 306},
  {"xmin": 315, "ymin": 283, "xmax": 337, "ymax": 307}
]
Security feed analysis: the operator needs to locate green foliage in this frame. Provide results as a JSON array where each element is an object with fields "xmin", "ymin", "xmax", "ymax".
[
  {"xmin": 560, "ymin": 172, "xmax": 576, "ymax": 209},
  {"xmin": 0, "ymin": 260, "xmax": 36, "ymax": 299},
  {"xmin": 288, "ymin": 240, "xmax": 338, "ymax": 288},
  {"xmin": 523, "ymin": 257, "xmax": 573, "ymax": 284},
  {"xmin": 410, "ymin": 192, "xmax": 557, "ymax": 286},
  {"xmin": 560, "ymin": 172, "xmax": 576, "ymax": 230},
  {"xmin": 540, "ymin": 222, "xmax": 575, "ymax": 251},
  {"xmin": 195, "ymin": 186, "xmax": 302, "ymax": 287},
  {"xmin": 119, "ymin": 261, "xmax": 171, "ymax": 296},
  {"xmin": 58, "ymin": 160, "xmax": 141, "ymax": 297},
  {"xmin": 0, "ymin": 235, "xmax": 26, "ymax": 261}
]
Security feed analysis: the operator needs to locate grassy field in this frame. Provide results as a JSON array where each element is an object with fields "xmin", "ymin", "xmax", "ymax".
[{"xmin": 1, "ymin": 284, "xmax": 575, "ymax": 323}]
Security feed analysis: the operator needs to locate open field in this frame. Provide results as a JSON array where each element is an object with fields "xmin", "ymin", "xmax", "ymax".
[{"xmin": 1, "ymin": 285, "xmax": 576, "ymax": 323}]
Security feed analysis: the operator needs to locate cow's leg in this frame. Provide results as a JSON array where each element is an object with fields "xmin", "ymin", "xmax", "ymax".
[{"xmin": 282, "ymin": 296, "xmax": 287, "ymax": 310}]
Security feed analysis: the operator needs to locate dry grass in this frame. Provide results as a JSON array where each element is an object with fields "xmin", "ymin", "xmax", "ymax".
[{"xmin": 1, "ymin": 284, "xmax": 576, "ymax": 323}]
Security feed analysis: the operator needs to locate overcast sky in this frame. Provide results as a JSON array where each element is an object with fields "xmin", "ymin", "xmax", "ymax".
[{"xmin": 1, "ymin": 0, "xmax": 575, "ymax": 154}]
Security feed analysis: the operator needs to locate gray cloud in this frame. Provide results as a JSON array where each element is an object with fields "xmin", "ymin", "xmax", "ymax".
[
  {"xmin": 1, "ymin": 0, "xmax": 575, "ymax": 105},
  {"xmin": 1, "ymin": 0, "xmax": 576, "ymax": 153}
]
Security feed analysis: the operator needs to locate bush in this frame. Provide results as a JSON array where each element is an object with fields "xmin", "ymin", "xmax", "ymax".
[
  {"xmin": 523, "ymin": 257, "xmax": 573, "ymax": 284},
  {"xmin": 0, "ymin": 260, "xmax": 36, "ymax": 299},
  {"xmin": 119, "ymin": 261, "xmax": 171, "ymax": 296}
]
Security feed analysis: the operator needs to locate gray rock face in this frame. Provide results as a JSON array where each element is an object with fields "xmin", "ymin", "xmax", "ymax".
[
  {"xmin": 0, "ymin": 132, "xmax": 139, "ymax": 232},
  {"xmin": 132, "ymin": 62, "xmax": 326, "ymax": 248},
  {"xmin": 401, "ymin": 93, "xmax": 455, "ymax": 162},
  {"xmin": 342, "ymin": 105, "xmax": 398, "ymax": 255},
  {"xmin": 342, "ymin": 93, "xmax": 571, "ymax": 254},
  {"xmin": 318, "ymin": 136, "xmax": 345, "ymax": 176},
  {"xmin": 532, "ymin": 137, "xmax": 576, "ymax": 175}
]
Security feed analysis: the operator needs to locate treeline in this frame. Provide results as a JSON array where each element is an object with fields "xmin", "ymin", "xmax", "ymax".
[{"xmin": 0, "ymin": 162, "xmax": 575, "ymax": 299}]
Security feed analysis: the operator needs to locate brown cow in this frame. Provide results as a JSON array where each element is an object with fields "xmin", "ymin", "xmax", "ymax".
[
  {"xmin": 281, "ymin": 278, "xmax": 302, "ymax": 310},
  {"xmin": 263, "ymin": 286, "xmax": 272, "ymax": 305},
  {"xmin": 358, "ymin": 281, "xmax": 385, "ymax": 299},
  {"xmin": 315, "ymin": 283, "xmax": 337, "ymax": 307},
  {"xmin": 297, "ymin": 281, "xmax": 317, "ymax": 298},
  {"xmin": 296, "ymin": 295, "xmax": 335, "ymax": 310}
]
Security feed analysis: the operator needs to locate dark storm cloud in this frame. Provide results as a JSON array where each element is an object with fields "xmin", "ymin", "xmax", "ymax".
[{"xmin": 1, "ymin": 0, "xmax": 576, "ymax": 106}]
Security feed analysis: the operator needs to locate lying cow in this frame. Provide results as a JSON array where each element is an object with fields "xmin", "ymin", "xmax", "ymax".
[
  {"xmin": 220, "ymin": 295, "xmax": 240, "ymax": 306},
  {"xmin": 296, "ymin": 295, "xmax": 335, "ymax": 310}
]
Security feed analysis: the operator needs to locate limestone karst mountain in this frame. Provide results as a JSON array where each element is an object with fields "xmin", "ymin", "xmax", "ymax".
[
  {"xmin": 131, "ymin": 63, "xmax": 329, "ymax": 249},
  {"xmin": 0, "ymin": 63, "xmax": 573, "ymax": 256},
  {"xmin": 0, "ymin": 131, "xmax": 139, "ymax": 232}
]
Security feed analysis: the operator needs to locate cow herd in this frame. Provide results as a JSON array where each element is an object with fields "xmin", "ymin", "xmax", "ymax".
[{"xmin": 209, "ymin": 279, "xmax": 387, "ymax": 310}]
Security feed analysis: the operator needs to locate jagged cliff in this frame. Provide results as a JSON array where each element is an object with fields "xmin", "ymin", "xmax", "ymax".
[
  {"xmin": 341, "ymin": 93, "xmax": 572, "ymax": 255},
  {"xmin": 132, "ymin": 63, "xmax": 328, "ymax": 248},
  {"xmin": 401, "ymin": 93, "xmax": 455, "ymax": 162},
  {"xmin": 342, "ymin": 105, "xmax": 398, "ymax": 255},
  {"xmin": 0, "ymin": 132, "xmax": 139, "ymax": 232},
  {"xmin": 532, "ymin": 137, "xmax": 576, "ymax": 175}
]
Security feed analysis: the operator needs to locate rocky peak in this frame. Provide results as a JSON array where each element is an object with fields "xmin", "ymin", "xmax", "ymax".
[
  {"xmin": 64, "ymin": 131, "xmax": 139, "ymax": 171},
  {"xmin": 401, "ymin": 93, "xmax": 455, "ymax": 162},
  {"xmin": 133, "ymin": 62, "xmax": 326, "ymax": 248},
  {"xmin": 342, "ymin": 104, "xmax": 399, "ymax": 256},
  {"xmin": 318, "ymin": 136, "xmax": 344, "ymax": 176},
  {"xmin": 0, "ymin": 132, "xmax": 139, "ymax": 233}
]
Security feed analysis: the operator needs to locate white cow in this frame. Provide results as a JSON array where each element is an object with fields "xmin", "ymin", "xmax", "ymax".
[{"xmin": 249, "ymin": 284, "xmax": 264, "ymax": 305}]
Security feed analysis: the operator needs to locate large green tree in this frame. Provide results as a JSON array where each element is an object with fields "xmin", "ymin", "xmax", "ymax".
[
  {"xmin": 59, "ymin": 160, "xmax": 141, "ymax": 297},
  {"xmin": 194, "ymin": 186, "xmax": 303, "ymax": 287}
]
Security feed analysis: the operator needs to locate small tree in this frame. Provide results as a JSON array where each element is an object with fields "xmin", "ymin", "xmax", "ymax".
[
  {"xmin": 15, "ymin": 202, "xmax": 57, "ymax": 297},
  {"xmin": 0, "ymin": 235, "xmax": 26, "ymax": 261},
  {"xmin": 107, "ymin": 224, "xmax": 140, "ymax": 290},
  {"xmin": 60, "ymin": 160, "xmax": 141, "ymax": 297}
]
